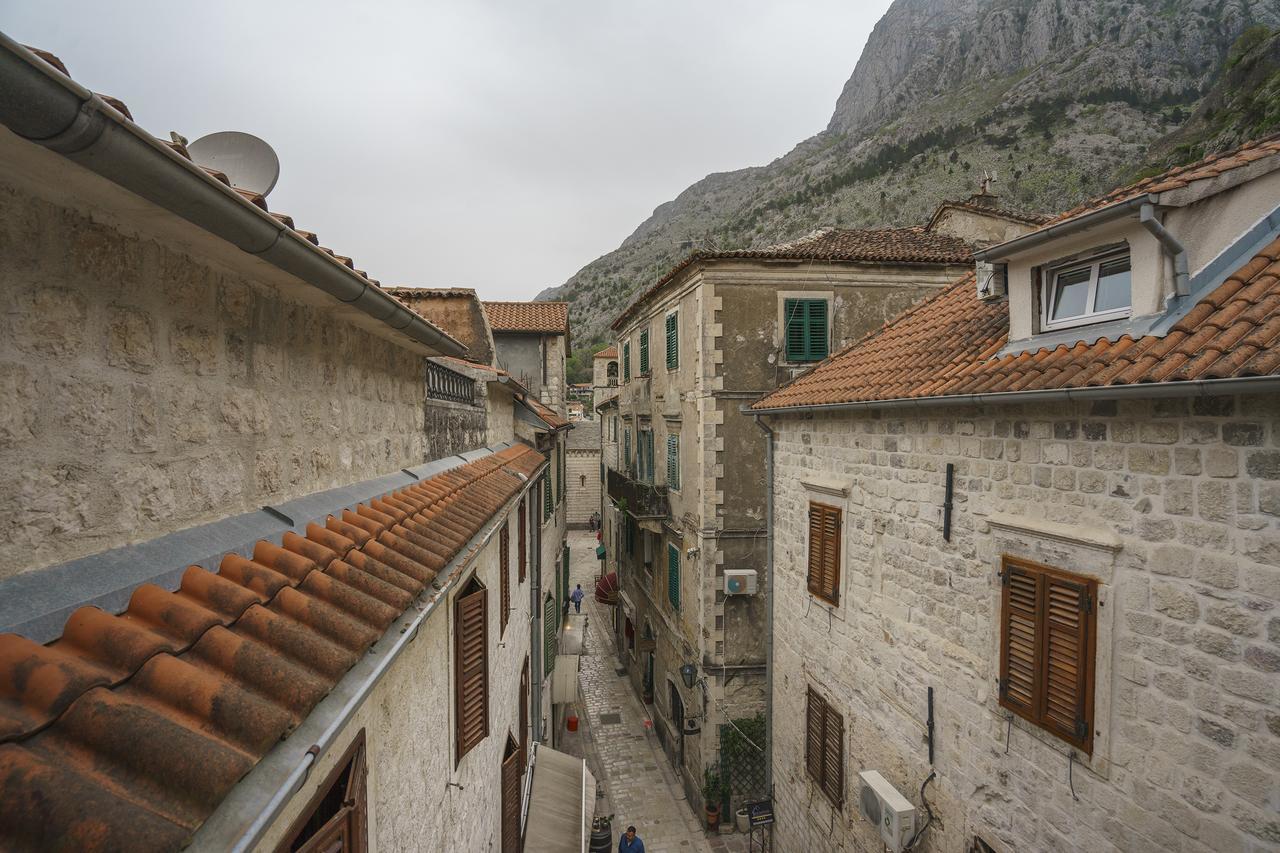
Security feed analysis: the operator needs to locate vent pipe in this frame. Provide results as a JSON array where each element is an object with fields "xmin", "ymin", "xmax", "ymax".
[{"xmin": 1140, "ymin": 203, "xmax": 1190, "ymax": 297}]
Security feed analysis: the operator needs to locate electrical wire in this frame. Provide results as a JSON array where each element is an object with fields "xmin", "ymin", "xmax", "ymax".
[{"xmin": 902, "ymin": 771, "xmax": 937, "ymax": 851}]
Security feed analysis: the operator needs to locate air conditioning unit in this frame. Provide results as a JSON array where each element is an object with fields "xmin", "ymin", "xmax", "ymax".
[
  {"xmin": 723, "ymin": 569, "xmax": 757, "ymax": 595},
  {"xmin": 858, "ymin": 771, "xmax": 916, "ymax": 853},
  {"xmin": 975, "ymin": 260, "xmax": 1007, "ymax": 301}
]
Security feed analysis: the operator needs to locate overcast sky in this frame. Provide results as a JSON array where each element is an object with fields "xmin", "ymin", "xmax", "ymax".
[{"xmin": 8, "ymin": 1, "xmax": 892, "ymax": 300}]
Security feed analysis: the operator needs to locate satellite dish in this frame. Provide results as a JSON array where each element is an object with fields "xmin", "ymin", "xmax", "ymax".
[{"xmin": 187, "ymin": 131, "xmax": 280, "ymax": 196}]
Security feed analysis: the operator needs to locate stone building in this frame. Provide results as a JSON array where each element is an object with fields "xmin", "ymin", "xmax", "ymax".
[
  {"xmin": 385, "ymin": 286, "xmax": 498, "ymax": 365},
  {"xmin": 0, "ymin": 43, "xmax": 590, "ymax": 853},
  {"xmin": 567, "ymin": 423, "xmax": 602, "ymax": 528},
  {"xmin": 484, "ymin": 300, "xmax": 571, "ymax": 412},
  {"xmin": 593, "ymin": 344, "xmax": 620, "ymax": 411},
  {"xmin": 750, "ymin": 137, "xmax": 1280, "ymax": 853},
  {"xmin": 603, "ymin": 223, "xmax": 1004, "ymax": 813}
]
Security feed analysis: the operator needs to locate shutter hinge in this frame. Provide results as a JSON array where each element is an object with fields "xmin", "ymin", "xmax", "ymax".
[
  {"xmin": 1074, "ymin": 717, "xmax": 1088, "ymax": 740},
  {"xmin": 1081, "ymin": 592, "xmax": 1093, "ymax": 614},
  {"xmin": 998, "ymin": 568, "xmax": 1009, "ymax": 586}
]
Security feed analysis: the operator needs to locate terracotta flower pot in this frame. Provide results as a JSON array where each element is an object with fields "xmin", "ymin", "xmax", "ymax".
[{"xmin": 705, "ymin": 803, "xmax": 720, "ymax": 830}]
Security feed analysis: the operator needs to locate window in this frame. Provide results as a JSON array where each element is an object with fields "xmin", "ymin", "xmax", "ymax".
[
  {"xmin": 606, "ymin": 361, "xmax": 618, "ymax": 386},
  {"xmin": 805, "ymin": 688, "xmax": 843, "ymax": 808},
  {"xmin": 518, "ymin": 499, "xmax": 527, "ymax": 584},
  {"xmin": 667, "ymin": 543, "xmax": 680, "ymax": 610},
  {"xmin": 638, "ymin": 430, "xmax": 655, "ymax": 482},
  {"xmin": 543, "ymin": 593, "xmax": 557, "ymax": 677},
  {"xmin": 807, "ymin": 502, "xmax": 841, "ymax": 605},
  {"xmin": 639, "ymin": 328, "xmax": 650, "ymax": 375},
  {"xmin": 499, "ymin": 523, "xmax": 510, "ymax": 637},
  {"xmin": 501, "ymin": 736, "xmax": 521, "ymax": 853},
  {"xmin": 454, "ymin": 577, "xmax": 489, "ymax": 765},
  {"xmin": 665, "ymin": 311, "xmax": 678, "ymax": 370},
  {"xmin": 543, "ymin": 472, "xmax": 552, "ymax": 520},
  {"xmin": 278, "ymin": 731, "xmax": 367, "ymax": 853},
  {"xmin": 1040, "ymin": 251, "xmax": 1131, "ymax": 331},
  {"xmin": 623, "ymin": 340, "xmax": 631, "ymax": 381},
  {"xmin": 998, "ymin": 556, "xmax": 1098, "ymax": 754},
  {"xmin": 783, "ymin": 298, "xmax": 829, "ymax": 362},
  {"xmin": 666, "ymin": 434, "xmax": 680, "ymax": 490}
]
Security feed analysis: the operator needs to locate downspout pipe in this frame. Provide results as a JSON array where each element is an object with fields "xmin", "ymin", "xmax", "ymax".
[
  {"xmin": 1140, "ymin": 202, "xmax": 1191, "ymax": 297},
  {"xmin": 750, "ymin": 411, "xmax": 776, "ymax": 795},
  {"xmin": 0, "ymin": 34, "xmax": 465, "ymax": 357}
]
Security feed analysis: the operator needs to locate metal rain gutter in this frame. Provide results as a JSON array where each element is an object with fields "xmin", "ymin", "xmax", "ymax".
[
  {"xmin": 1140, "ymin": 202, "xmax": 1191, "ymax": 296},
  {"xmin": 750, "ymin": 374, "xmax": 1280, "ymax": 416},
  {"xmin": 0, "ymin": 34, "xmax": 465, "ymax": 357},
  {"xmin": 973, "ymin": 195, "xmax": 1155, "ymax": 261},
  {"xmin": 228, "ymin": 459, "xmax": 548, "ymax": 852}
]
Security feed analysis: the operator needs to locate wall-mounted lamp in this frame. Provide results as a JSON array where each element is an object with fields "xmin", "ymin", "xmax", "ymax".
[{"xmin": 679, "ymin": 663, "xmax": 697, "ymax": 690}]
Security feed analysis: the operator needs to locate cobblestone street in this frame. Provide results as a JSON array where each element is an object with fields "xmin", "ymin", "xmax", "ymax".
[{"xmin": 561, "ymin": 530, "xmax": 747, "ymax": 853}]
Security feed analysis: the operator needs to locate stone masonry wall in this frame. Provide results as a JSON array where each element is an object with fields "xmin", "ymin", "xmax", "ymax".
[
  {"xmin": 567, "ymin": 448, "xmax": 601, "ymax": 526},
  {"xmin": 769, "ymin": 395, "xmax": 1280, "ymax": 853},
  {"xmin": 0, "ymin": 181, "xmax": 431, "ymax": 579}
]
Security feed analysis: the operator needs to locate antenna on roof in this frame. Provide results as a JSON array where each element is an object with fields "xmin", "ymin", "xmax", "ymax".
[
  {"xmin": 979, "ymin": 170, "xmax": 997, "ymax": 196},
  {"xmin": 187, "ymin": 131, "xmax": 281, "ymax": 196}
]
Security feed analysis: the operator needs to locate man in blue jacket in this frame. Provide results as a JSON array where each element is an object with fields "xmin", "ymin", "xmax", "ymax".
[{"xmin": 618, "ymin": 824, "xmax": 644, "ymax": 853}]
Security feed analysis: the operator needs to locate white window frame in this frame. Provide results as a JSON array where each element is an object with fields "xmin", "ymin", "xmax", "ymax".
[{"xmin": 1040, "ymin": 250, "xmax": 1132, "ymax": 332}]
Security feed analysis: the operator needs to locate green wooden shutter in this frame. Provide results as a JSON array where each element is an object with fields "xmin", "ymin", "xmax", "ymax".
[
  {"xmin": 543, "ymin": 594, "xmax": 556, "ymax": 677},
  {"xmin": 639, "ymin": 329, "xmax": 650, "ymax": 374},
  {"xmin": 543, "ymin": 473, "xmax": 552, "ymax": 519},
  {"xmin": 623, "ymin": 341, "xmax": 631, "ymax": 380},
  {"xmin": 665, "ymin": 312, "xmax": 678, "ymax": 369},
  {"xmin": 624, "ymin": 429, "xmax": 631, "ymax": 467},
  {"xmin": 667, "ymin": 543, "xmax": 680, "ymax": 610},
  {"xmin": 784, "ymin": 299, "xmax": 829, "ymax": 362},
  {"xmin": 667, "ymin": 434, "xmax": 679, "ymax": 490}
]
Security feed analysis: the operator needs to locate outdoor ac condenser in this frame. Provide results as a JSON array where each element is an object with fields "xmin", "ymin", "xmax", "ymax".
[
  {"xmin": 858, "ymin": 770, "xmax": 916, "ymax": 853},
  {"xmin": 723, "ymin": 569, "xmax": 756, "ymax": 595}
]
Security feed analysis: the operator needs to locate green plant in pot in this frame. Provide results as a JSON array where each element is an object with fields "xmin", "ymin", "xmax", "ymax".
[{"xmin": 702, "ymin": 768, "xmax": 727, "ymax": 830}]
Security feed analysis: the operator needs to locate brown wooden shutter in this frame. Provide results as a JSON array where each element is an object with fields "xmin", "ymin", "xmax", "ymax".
[
  {"xmin": 518, "ymin": 499, "xmax": 527, "ymax": 583},
  {"xmin": 807, "ymin": 503, "xmax": 841, "ymax": 605},
  {"xmin": 998, "ymin": 556, "xmax": 1096, "ymax": 754},
  {"xmin": 500, "ymin": 524, "xmax": 511, "ymax": 637},
  {"xmin": 822, "ymin": 704, "xmax": 844, "ymax": 807},
  {"xmin": 277, "ymin": 732, "xmax": 368, "ymax": 853},
  {"xmin": 455, "ymin": 580, "xmax": 489, "ymax": 765},
  {"xmin": 804, "ymin": 687, "xmax": 824, "ymax": 785},
  {"xmin": 501, "ymin": 737, "xmax": 522, "ymax": 853},
  {"xmin": 519, "ymin": 657, "xmax": 530, "ymax": 771}
]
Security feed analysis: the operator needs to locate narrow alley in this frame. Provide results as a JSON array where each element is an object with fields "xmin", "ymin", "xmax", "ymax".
[{"xmin": 560, "ymin": 530, "xmax": 747, "ymax": 853}]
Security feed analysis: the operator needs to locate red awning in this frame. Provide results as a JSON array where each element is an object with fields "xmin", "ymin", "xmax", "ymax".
[{"xmin": 595, "ymin": 571, "xmax": 618, "ymax": 605}]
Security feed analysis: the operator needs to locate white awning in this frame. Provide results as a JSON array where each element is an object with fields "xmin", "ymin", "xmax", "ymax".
[
  {"xmin": 523, "ymin": 743, "xmax": 597, "ymax": 853},
  {"xmin": 551, "ymin": 655, "xmax": 581, "ymax": 704}
]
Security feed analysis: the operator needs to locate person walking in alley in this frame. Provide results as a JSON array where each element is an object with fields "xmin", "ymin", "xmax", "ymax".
[
  {"xmin": 571, "ymin": 583, "xmax": 585, "ymax": 613},
  {"xmin": 618, "ymin": 825, "xmax": 644, "ymax": 853}
]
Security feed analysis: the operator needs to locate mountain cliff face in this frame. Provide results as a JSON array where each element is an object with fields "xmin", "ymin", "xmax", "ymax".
[{"xmin": 545, "ymin": 0, "xmax": 1280, "ymax": 376}]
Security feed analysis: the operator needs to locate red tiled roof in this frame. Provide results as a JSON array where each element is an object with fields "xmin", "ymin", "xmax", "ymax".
[
  {"xmin": 522, "ymin": 396, "xmax": 571, "ymax": 430},
  {"xmin": 754, "ymin": 236, "xmax": 1280, "ymax": 410},
  {"xmin": 593, "ymin": 345, "xmax": 618, "ymax": 359},
  {"xmin": 612, "ymin": 226, "xmax": 973, "ymax": 330},
  {"xmin": 483, "ymin": 301, "xmax": 570, "ymax": 335},
  {"xmin": 0, "ymin": 445, "xmax": 543, "ymax": 851},
  {"xmin": 1044, "ymin": 133, "xmax": 1280, "ymax": 229},
  {"xmin": 17, "ymin": 45, "xmax": 460, "ymax": 352}
]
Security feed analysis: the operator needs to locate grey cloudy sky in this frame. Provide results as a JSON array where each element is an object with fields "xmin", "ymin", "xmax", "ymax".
[{"xmin": 7, "ymin": 1, "xmax": 892, "ymax": 300}]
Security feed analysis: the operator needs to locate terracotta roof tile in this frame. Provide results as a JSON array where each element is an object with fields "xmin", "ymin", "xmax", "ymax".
[
  {"xmin": 482, "ymin": 301, "xmax": 570, "ymax": 335},
  {"xmin": 754, "ymin": 235, "xmax": 1280, "ymax": 410},
  {"xmin": 613, "ymin": 226, "xmax": 972, "ymax": 330},
  {"xmin": 926, "ymin": 196, "xmax": 1052, "ymax": 230},
  {"xmin": 522, "ymin": 396, "xmax": 571, "ymax": 430},
  {"xmin": 593, "ymin": 345, "xmax": 618, "ymax": 359},
  {"xmin": 0, "ymin": 445, "xmax": 544, "ymax": 851}
]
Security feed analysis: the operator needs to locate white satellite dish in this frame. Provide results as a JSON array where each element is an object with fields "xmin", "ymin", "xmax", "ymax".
[{"xmin": 187, "ymin": 131, "xmax": 280, "ymax": 196}]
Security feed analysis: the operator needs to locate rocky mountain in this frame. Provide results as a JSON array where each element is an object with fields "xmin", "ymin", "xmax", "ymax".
[{"xmin": 544, "ymin": 0, "xmax": 1280, "ymax": 378}]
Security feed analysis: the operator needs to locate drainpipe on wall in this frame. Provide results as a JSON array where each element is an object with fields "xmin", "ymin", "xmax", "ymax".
[
  {"xmin": 1140, "ymin": 202, "xmax": 1191, "ymax": 298},
  {"xmin": 750, "ymin": 411, "xmax": 775, "ymax": 795},
  {"xmin": 531, "ymin": 498, "xmax": 544, "ymax": 745}
]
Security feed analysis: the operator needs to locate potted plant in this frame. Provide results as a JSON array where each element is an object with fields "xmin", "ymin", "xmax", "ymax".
[
  {"xmin": 735, "ymin": 805, "xmax": 750, "ymax": 833},
  {"xmin": 702, "ymin": 768, "xmax": 726, "ymax": 830}
]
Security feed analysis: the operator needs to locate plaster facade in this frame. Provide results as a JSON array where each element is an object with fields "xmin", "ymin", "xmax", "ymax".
[
  {"xmin": 494, "ymin": 332, "xmax": 568, "ymax": 413},
  {"xmin": 766, "ymin": 395, "xmax": 1280, "ymax": 853}
]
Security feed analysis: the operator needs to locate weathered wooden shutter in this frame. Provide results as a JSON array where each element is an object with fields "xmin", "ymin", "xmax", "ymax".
[
  {"xmin": 623, "ymin": 340, "xmax": 631, "ymax": 380},
  {"xmin": 807, "ymin": 299, "xmax": 829, "ymax": 360},
  {"xmin": 667, "ymin": 543, "xmax": 680, "ymax": 610},
  {"xmin": 543, "ymin": 472, "xmax": 552, "ymax": 519},
  {"xmin": 999, "ymin": 557, "xmax": 1096, "ymax": 753},
  {"xmin": 454, "ymin": 581, "xmax": 489, "ymax": 765},
  {"xmin": 279, "ymin": 734, "xmax": 368, "ymax": 853},
  {"xmin": 501, "ymin": 738, "xmax": 522, "ymax": 853},
  {"xmin": 518, "ymin": 500, "xmax": 527, "ymax": 583},
  {"xmin": 499, "ymin": 524, "xmax": 510, "ymax": 636},
  {"xmin": 822, "ymin": 704, "xmax": 844, "ymax": 806},
  {"xmin": 543, "ymin": 593, "xmax": 557, "ymax": 677},
  {"xmin": 804, "ymin": 687, "xmax": 824, "ymax": 784},
  {"xmin": 624, "ymin": 429, "xmax": 631, "ymax": 467},
  {"xmin": 807, "ymin": 502, "xmax": 841, "ymax": 604},
  {"xmin": 785, "ymin": 299, "xmax": 828, "ymax": 362},
  {"xmin": 665, "ymin": 312, "xmax": 678, "ymax": 369},
  {"xmin": 639, "ymin": 329, "xmax": 650, "ymax": 374},
  {"xmin": 667, "ymin": 434, "xmax": 679, "ymax": 489}
]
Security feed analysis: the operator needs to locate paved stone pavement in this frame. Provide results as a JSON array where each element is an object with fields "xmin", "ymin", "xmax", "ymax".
[{"xmin": 560, "ymin": 530, "xmax": 748, "ymax": 853}]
